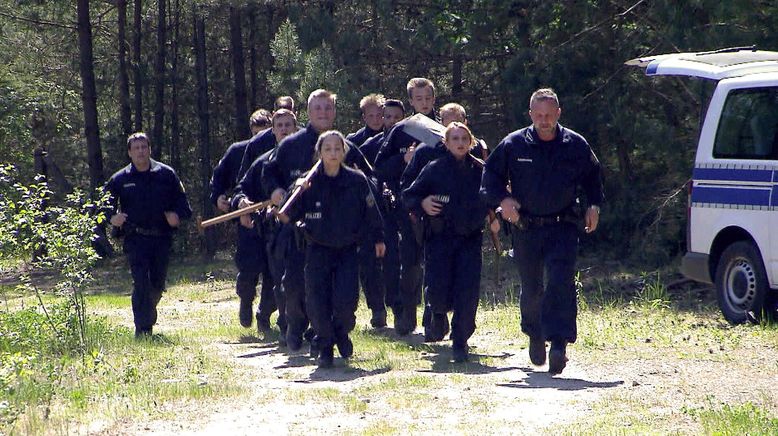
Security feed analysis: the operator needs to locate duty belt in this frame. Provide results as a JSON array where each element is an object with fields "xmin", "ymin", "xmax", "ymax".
[
  {"xmin": 130, "ymin": 225, "xmax": 167, "ymax": 237},
  {"xmin": 517, "ymin": 213, "xmax": 576, "ymax": 229}
]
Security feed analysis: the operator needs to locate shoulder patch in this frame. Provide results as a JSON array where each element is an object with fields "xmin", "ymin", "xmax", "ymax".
[{"xmin": 366, "ymin": 193, "xmax": 376, "ymax": 208}]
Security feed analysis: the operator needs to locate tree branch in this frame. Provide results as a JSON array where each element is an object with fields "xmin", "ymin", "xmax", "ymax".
[{"xmin": 0, "ymin": 10, "xmax": 76, "ymax": 30}]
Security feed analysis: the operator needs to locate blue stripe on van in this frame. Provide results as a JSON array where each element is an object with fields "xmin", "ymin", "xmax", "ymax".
[
  {"xmin": 693, "ymin": 167, "xmax": 774, "ymax": 183},
  {"xmin": 646, "ymin": 61, "xmax": 659, "ymax": 75},
  {"xmin": 692, "ymin": 186, "xmax": 771, "ymax": 206}
]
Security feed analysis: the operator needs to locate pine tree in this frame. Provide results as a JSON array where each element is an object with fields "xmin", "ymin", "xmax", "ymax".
[{"xmin": 268, "ymin": 19, "xmax": 303, "ymax": 98}]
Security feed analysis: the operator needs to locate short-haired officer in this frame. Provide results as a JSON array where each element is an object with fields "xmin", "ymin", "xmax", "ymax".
[
  {"xmin": 106, "ymin": 132, "xmax": 192, "ymax": 338},
  {"xmin": 404, "ymin": 123, "xmax": 489, "ymax": 362},
  {"xmin": 374, "ymin": 77, "xmax": 438, "ymax": 335},
  {"xmin": 209, "ymin": 108, "xmax": 279, "ymax": 330},
  {"xmin": 480, "ymin": 88, "xmax": 604, "ymax": 374},
  {"xmin": 347, "ymin": 93, "xmax": 386, "ymax": 147},
  {"xmin": 277, "ymin": 131, "xmax": 385, "ymax": 368},
  {"xmin": 232, "ymin": 109, "xmax": 298, "ymax": 336}
]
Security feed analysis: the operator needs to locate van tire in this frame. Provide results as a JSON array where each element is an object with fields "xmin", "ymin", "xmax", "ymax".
[{"xmin": 714, "ymin": 241, "xmax": 770, "ymax": 324}]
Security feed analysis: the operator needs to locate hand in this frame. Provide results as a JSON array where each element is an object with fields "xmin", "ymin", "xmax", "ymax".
[
  {"xmin": 238, "ymin": 198, "xmax": 253, "ymax": 209},
  {"xmin": 272, "ymin": 209, "xmax": 290, "ymax": 224},
  {"xmin": 403, "ymin": 142, "xmax": 417, "ymax": 164},
  {"xmin": 421, "ymin": 195, "xmax": 443, "ymax": 216},
  {"xmin": 293, "ymin": 178, "xmax": 311, "ymax": 190},
  {"xmin": 375, "ymin": 242, "xmax": 386, "ymax": 258},
  {"xmin": 271, "ymin": 188, "xmax": 286, "ymax": 206},
  {"xmin": 164, "ymin": 211, "xmax": 180, "ymax": 228},
  {"xmin": 585, "ymin": 205, "xmax": 600, "ymax": 233},
  {"xmin": 499, "ymin": 197, "xmax": 521, "ymax": 224},
  {"xmin": 489, "ymin": 216, "xmax": 501, "ymax": 234},
  {"xmin": 110, "ymin": 212, "xmax": 127, "ymax": 227},
  {"xmin": 217, "ymin": 194, "xmax": 230, "ymax": 213},
  {"xmin": 240, "ymin": 213, "xmax": 254, "ymax": 229}
]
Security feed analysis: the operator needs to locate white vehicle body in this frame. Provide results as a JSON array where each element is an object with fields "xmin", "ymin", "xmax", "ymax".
[{"xmin": 627, "ymin": 48, "xmax": 778, "ymax": 323}]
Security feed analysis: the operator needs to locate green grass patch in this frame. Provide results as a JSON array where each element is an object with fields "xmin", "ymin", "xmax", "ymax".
[{"xmin": 687, "ymin": 401, "xmax": 778, "ymax": 435}]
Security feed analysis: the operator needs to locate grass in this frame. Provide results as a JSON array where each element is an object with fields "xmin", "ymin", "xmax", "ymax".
[{"xmin": 2, "ymin": 256, "xmax": 777, "ymax": 434}]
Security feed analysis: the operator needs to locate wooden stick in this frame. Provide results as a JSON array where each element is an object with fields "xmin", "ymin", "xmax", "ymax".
[
  {"xmin": 278, "ymin": 160, "xmax": 321, "ymax": 216},
  {"xmin": 199, "ymin": 199, "xmax": 273, "ymax": 229}
]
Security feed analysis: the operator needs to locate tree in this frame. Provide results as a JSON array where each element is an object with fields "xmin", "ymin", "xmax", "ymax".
[
  {"xmin": 133, "ymin": 0, "xmax": 143, "ymax": 132},
  {"xmin": 152, "ymin": 0, "xmax": 167, "ymax": 160},
  {"xmin": 268, "ymin": 18, "xmax": 303, "ymax": 98},
  {"xmin": 117, "ymin": 0, "xmax": 132, "ymax": 139},
  {"xmin": 229, "ymin": 5, "xmax": 249, "ymax": 140},
  {"xmin": 76, "ymin": 0, "xmax": 103, "ymax": 190}
]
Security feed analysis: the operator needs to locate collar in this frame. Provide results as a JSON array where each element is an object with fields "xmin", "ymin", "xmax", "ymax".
[
  {"xmin": 524, "ymin": 124, "xmax": 570, "ymax": 146},
  {"xmin": 129, "ymin": 159, "xmax": 160, "ymax": 174}
]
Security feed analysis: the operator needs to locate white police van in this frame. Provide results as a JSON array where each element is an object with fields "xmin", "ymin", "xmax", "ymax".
[{"xmin": 627, "ymin": 47, "xmax": 778, "ymax": 324}]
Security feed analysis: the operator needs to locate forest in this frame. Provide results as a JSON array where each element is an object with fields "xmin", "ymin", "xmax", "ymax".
[{"xmin": 3, "ymin": 0, "xmax": 778, "ymax": 264}]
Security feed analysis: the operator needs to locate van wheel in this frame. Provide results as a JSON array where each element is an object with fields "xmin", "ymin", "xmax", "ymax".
[{"xmin": 714, "ymin": 241, "xmax": 770, "ymax": 324}]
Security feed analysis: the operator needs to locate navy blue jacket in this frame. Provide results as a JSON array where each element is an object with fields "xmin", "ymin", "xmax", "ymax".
[
  {"xmin": 234, "ymin": 148, "xmax": 275, "ymax": 205},
  {"xmin": 359, "ymin": 131, "xmax": 385, "ymax": 165},
  {"xmin": 347, "ymin": 126, "xmax": 381, "ymax": 147},
  {"xmin": 209, "ymin": 139, "xmax": 249, "ymax": 206},
  {"xmin": 480, "ymin": 124, "xmax": 603, "ymax": 216},
  {"xmin": 106, "ymin": 160, "xmax": 192, "ymax": 234},
  {"xmin": 285, "ymin": 165, "xmax": 384, "ymax": 248},
  {"xmin": 400, "ymin": 138, "xmax": 488, "ymax": 192},
  {"xmin": 374, "ymin": 112, "xmax": 438, "ymax": 194},
  {"xmin": 403, "ymin": 153, "xmax": 488, "ymax": 236},
  {"xmin": 262, "ymin": 123, "xmax": 373, "ymax": 195},
  {"xmin": 238, "ymin": 128, "xmax": 276, "ymax": 183}
]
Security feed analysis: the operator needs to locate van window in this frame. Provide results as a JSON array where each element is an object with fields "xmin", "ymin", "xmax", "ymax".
[{"xmin": 713, "ymin": 87, "xmax": 778, "ymax": 160}]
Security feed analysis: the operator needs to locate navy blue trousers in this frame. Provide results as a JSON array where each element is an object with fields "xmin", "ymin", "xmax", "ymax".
[
  {"xmin": 280, "ymin": 224, "xmax": 308, "ymax": 341},
  {"xmin": 381, "ymin": 211, "xmax": 401, "ymax": 310},
  {"xmin": 358, "ymin": 237, "xmax": 385, "ymax": 313},
  {"xmin": 235, "ymin": 225, "xmax": 276, "ymax": 321},
  {"xmin": 124, "ymin": 234, "xmax": 171, "ymax": 331},
  {"xmin": 424, "ymin": 232, "xmax": 482, "ymax": 346},
  {"xmin": 304, "ymin": 243, "xmax": 360, "ymax": 348},
  {"xmin": 395, "ymin": 209, "xmax": 423, "ymax": 312},
  {"xmin": 266, "ymin": 223, "xmax": 287, "ymax": 333},
  {"xmin": 511, "ymin": 222, "xmax": 579, "ymax": 343}
]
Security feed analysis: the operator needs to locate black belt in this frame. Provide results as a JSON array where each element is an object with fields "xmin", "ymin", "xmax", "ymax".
[
  {"xmin": 518, "ymin": 213, "xmax": 576, "ymax": 228},
  {"xmin": 132, "ymin": 226, "xmax": 168, "ymax": 237}
]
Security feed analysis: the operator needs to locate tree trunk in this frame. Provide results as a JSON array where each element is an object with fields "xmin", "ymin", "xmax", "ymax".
[
  {"xmin": 169, "ymin": 0, "xmax": 181, "ymax": 170},
  {"xmin": 133, "ymin": 0, "xmax": 143, "ymax": 131},
  {"xmin": 77, "ymin": 0, "xmax": 103, "ymax": 190},
  {"xmin": 229, "ymin": 6, "xmax": 249, "ymax": 140},
  {"xmin": 152, "ymin": 0, "xmax": 167, "ymax": 160},
  {"xmin": 248, "ymin": 9, "xmax": 257, "ymax": 111},
  {"xmin": 194, "ymin": 5, "xmax": 216, "ymax": 259},
  {"xmin": 117, "ymin": 0, "xmax": 132, "ymax": 139},
  {"xmin": 452, "ymin": 51, "xmax": 463, "ymax": 101}
]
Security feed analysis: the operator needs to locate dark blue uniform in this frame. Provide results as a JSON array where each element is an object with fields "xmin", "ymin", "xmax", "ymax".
[
  {"xmin": 106, "ymin": 159, "xmax": 192, "ymax": 335},
  {"xmin": 374, "ymin": 114, "xmax": 438, "ymax": 334},
  {"xmin": 234, "ymin": 147, "xmax": 286, "ymax": 334},
  {"xmin": 284, "ymin": 164, "xmax": 383, "ymax": 364},
  {"xmin": 400, "ymin": 138, "xmax": 488, "ymax": 192},
  {"xmin": 346, "ymin": 125, "xmax": 381, "ymax": 147},
  {"xmin": 404, "ymin": 153, "xmax": 487, "ymax": 358},
  {"xmin": 238, "ymin": 128, "xmax": 277, "ymax": 182},
  {"xmin": 480, "ymin": 124, "xmax": 603, "ymax": 347},
  {"xmin": 262, "ymin": 124, "xmax": 321, "ymax": 349},
  {"xmin": 210, "ymin": 134, "xmax": 277, "ymax": 328}
]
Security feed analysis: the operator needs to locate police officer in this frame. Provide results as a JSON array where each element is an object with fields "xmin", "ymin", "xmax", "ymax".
[
  {"xmin": 404, "ymin": 122, "xmax": 489, "ymax": 362},
  {"xmin": 262, "ymin": 89, "xmax": 339, "ymax": 352},
  {"xmin": 357, "ymin": 99, "xmax": 406, "ymax": 328},
  {"xmin": 233, "ymin": 109, "xmax": 298, "ymax": 335},
  {"xmin": 210, "ymin": 108, "xmax": 276, "ymax": 330},
  {"xmin": 277, "ymin": 131, "xmax": 385, "ymax": 368},
  {"xmin": 374, "ymin": 77, "xmax": 438, "ymax": 335},
  {"xmin": 480, "ymin": 88, "xmax": 603, "ymax": 374},
  {"xmin": 106, "ymin": 132, "xmax": 192, "ymax": 338},
  {"xmin": 347, "ymin": 93, "xmax": 385, "ymax": 147}
]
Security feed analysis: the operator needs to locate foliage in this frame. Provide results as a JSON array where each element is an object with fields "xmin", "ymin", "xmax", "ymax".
[{"xmin": 268, "ymin": 18, "xmax": 304, "ymax": 99}]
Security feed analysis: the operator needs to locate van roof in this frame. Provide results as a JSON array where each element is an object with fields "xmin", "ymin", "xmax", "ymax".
[{"xmin": 625, "ymin": 47, "xmax": 778, "ymax": 80}]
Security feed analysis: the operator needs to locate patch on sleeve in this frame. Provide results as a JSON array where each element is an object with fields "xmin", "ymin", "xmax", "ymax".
[{"xmin": 366, "ymin": 193, "xmax": 376, "ymax": 208}]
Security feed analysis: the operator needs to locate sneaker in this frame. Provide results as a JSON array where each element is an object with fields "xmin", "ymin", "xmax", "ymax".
[
  {"xmin": 548, "ymin": 341, "xmax": 568, "ymax": 374},
  {"xmin": 529, "ymin": 336, "xmax": 546, "ymax": 366},
  {"xmin": 336, "ymin": 336, "xmax": 353, "ymax": 359},
  {"xmin": 370, "ymin": 310, "xmax": 387, "ymax": 328},
  {"xmin": 452, "ymin": 343, "xmax": 469, "ymax": 363},
  {"xmin": 238, "ymin": 298, "xmax": 253, "ymax": 328},
  {"xmin": 318, "ymin": 346, "xmax": 334, "ymax": 368}
]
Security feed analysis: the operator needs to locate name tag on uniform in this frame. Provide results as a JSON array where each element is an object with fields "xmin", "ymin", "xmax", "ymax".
[
  {"xmin": 516, "ymin": 158, "xmax": 533, "ymax": 163},
  {"xmin": 305, "ymin": 212, "xmax": 322, "ymax": 220},
  {"xmin": 432, "ymin": 194, "xmax": 450, "ymax": 204},
  {"xmin": 123, "ymin": 183, "xmax": 136, "ymax": 188}
]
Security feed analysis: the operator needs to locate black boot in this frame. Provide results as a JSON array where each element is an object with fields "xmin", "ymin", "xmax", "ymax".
[
  {"xmin": 256, "ymin": 312, "xmax": 272, "ymax": 333},
  {"xmin": 318, "ymin": 345, "xmax": 334, "ymax": 368},
  {"xmin": 529, "ymin": 335, "xmax": 546, "ymax": 366},
  {"xmin": 370, "ymin": 310, "xmax": 387, "ymax": 328},
  {"xmin": 238, "ymin": 297, "xmax": 253, "ymax": 328},
  {"xmin": 336, "ymin": 336, "xmax": 353, "ymax": 359},
  {"xmin": 452, "ymin": 341, "xmax": 469, "ymax": 363},
  {"xmin": 548, "ymin": 340, "xmax": 568, "ymax": 375}
]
